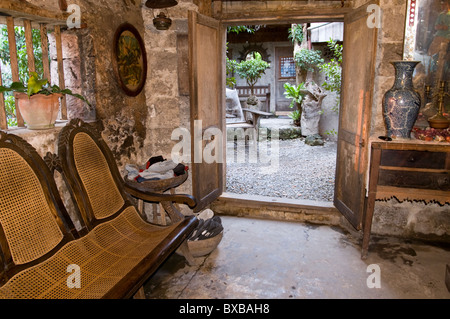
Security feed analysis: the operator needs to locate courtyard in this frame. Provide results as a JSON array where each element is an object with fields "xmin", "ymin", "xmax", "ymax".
[{"xmin": 226, "ymin": 118, "xmax": 337, "ymax": 202}]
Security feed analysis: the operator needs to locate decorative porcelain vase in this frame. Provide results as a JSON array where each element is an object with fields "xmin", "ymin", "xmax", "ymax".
[
  {"xmin": 16, "ymin": 93, "xmax": 62, "ymax": 130},
  {"xmin": 382, "ymin": 61, "xmax": 421, "ymax": 139}
]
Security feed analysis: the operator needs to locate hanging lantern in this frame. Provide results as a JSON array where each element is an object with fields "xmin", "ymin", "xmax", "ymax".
[
  {"xmin": 145, "ymin": 0, "xmax": 178, "ymax": 30},
  {"xmin": 152, "ymin": 11, "xmax": 172, "ymax": 30}
]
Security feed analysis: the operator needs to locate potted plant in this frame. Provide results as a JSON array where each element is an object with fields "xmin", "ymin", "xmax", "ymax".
[
  {"xmin": 288, "ymin": 109, "xmax": 301, "ymax": 127},
  {"xmin": 234, "ymin": 52, "xmax": 270, "ymax": 107},
  {"xmin": 0, "ymin": 72, "xmax": 90, "ymax": 130},
  {"xmin": 284, "ymin": 82, "xmax": 306, "ymax": 126},
  {"xmin": 294, "ymin": 48, "xmax": 324, "ymax": 83}
]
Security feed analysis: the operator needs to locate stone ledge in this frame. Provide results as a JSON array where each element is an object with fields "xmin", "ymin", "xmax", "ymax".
[
  {"xmin": 3, "ymin": 121, "xmax": 68, "ymax": 156},
  {"xmin": 211, "ymin": 192, "xmax": 341, "ymax": 226}
]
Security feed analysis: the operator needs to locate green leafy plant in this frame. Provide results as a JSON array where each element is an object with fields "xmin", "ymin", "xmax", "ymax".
[
  {"xmin": 0, "ymin": 72, "xmax": 91, "ymax": 106},
  {"xmin": 283, "ymin": 82, "xmax": 306, "ymax": 109},
  {"xmin": 227, "ymin": 26, "xmax": 257, "ymax": 34},
  {"xmin": 226, "ymin": 41, "xmax": 238, "ymax": 89},
  {"xmin": 234, "ymin": 52, "xmax": 270, "ymax": 96},
  {"xmin": 325, "ymin": 128, "xmax": 338, "ymax": 136},
  {"xmin": 319, "ymin": 39, "xmax": 342, "ymax": 93},
  {"xmin": 226, "ymin": 56, "xmax": 237, "ymax": 88},
  {"xmin": 288, "ymin": 24, "xmax": 303, "ymax": 44},
  {"xmin": 318, "ymin": 39, "xmax": 343, "ymax": 113},
  {"xmin": 288, "ymin": 109, "xmax": 301, "ymax": 126},
  {"xmin": 284, "ymin": 82, "xmax": 306, "ymax": 127},
  {"xmin": 0, "ymin": 26, "xmax": 45, "ymax": 85},
  {"xmin": 1, "ymin": 25, "xmax": 48, "ymax": 125},
  {"xmin": 294, "ymin": 48, "xmax": 324, "ymax": 72}
]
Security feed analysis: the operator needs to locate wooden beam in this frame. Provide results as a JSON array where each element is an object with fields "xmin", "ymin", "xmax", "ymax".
[
  {"xmin": 6, "ymin": 16, "xmax": 24, "ymax": 127},
  {"xmin": 216, "ymin": 6, "xmax": 350, "ymax": 24},
  {"xmin": 40, "ymin": 24, "xmax": 51, "ymax": 83},
  {"xmin": 23, "ymin": 19, "xmax": 36, "ymax": 73},
  {"xmin": 54, "ymin": 25, "xmax": 67, "ymax": 120},
  {"xmin": 0, "ymin": 0, "xmax": 69, "ymax": 26}
]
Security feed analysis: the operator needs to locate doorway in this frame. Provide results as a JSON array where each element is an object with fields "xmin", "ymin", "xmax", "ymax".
[
  {"xmin": 190, "ymin": 2, "xmax": 378, "ymax": 230},
  {"xmin": 225, "ymin": 22, "xmax": 341, "ymax": 204},
  {"xmin": 275, "ymin": 45, "xmax": 297, "ymax": 113}
]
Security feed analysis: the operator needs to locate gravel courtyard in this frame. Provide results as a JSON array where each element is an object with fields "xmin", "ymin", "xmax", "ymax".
[{"xmin": 225, "ymin": 137, "xmax": 337, "ymax": 202}]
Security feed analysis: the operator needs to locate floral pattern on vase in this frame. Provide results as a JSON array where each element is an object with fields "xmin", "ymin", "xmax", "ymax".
[{"xmin": 382, "ymin": 61, "xmax": 421, "ymax": 139}]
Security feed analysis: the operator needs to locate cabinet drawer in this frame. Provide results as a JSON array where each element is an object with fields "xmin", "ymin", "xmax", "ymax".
[
  {"xmin": 378, "ymin": 169, "xmax": 450, "ymax": 191},
  {"xmin": 380, "ymin": 149, "xmax": 447, "ymax": 169}
]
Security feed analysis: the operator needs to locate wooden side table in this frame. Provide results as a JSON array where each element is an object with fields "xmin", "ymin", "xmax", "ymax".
[
  {"xmin": 124, "ymin": 172, "xmax": 189, "ymax": 225},
  {"xmin": 362, "ymin": 140, "xmax": 450, "ymax": 259}
]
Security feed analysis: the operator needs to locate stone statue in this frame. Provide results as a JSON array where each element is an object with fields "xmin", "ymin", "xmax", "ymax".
[{"xmin": 300, "ymin": 82, "xmax": 327, "ymax": 137}]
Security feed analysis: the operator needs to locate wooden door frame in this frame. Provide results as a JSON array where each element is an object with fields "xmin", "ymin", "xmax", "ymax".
[
  {"xmin": 220, "ymin": 10, "xmax": 349, "ymax": 206},
  {"xmin": 274, "ymin": 45, "xmax": 297, "ymax": 113}
]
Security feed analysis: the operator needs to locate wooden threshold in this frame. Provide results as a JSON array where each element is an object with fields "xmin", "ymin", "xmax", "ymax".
[{"xmin": 211, "ymin": 192, "xmax": 342, "ymax": 226}]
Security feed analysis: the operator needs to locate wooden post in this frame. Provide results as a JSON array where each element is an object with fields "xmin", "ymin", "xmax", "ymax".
[
  {"xmin": 23, "ymin": 19, "xmax": 36, "ymax": 73},
  {"xmin": 54, "ymin": 25, "xmax": 67, "ymax": 120},
  {"xmin": 6, "ymin": 17, "xmax": 24, "ymax": 127},
  {"xmin": 0, "ymin": 63, "xmax": 8, "ymax": 130},
  {"xmin": 40, "ymin": 24, "xmax": 51, "ymax": 84}
]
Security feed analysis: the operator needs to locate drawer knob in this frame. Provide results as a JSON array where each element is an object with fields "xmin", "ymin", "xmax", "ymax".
[{"xmin": 407, "ymin": 156, "xmax": 415, "ymax": 162}]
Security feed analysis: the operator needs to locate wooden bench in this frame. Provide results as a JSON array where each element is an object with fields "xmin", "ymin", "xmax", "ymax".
[
  {"xmin": 235, "ymin": 84, "xmax": 271, "ymax": 113},
  {"xmin": 227, "ymin": 85, "xmax": 272, "ymax": 143},
  {"xmin": 0, "ymin": 119, "xmax": 198, "ymax": 299},
  {"xmin": 227, "ymin": 108, "xmax": 272, "ymax": 143}
]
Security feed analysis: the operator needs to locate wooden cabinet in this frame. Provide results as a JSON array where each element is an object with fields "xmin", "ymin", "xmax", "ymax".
[{"xmin": 362, "ymin": 141, "xmax": 450, "ymax": 258}]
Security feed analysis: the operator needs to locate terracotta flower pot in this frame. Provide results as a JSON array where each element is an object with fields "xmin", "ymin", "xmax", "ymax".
[{"xmin": 16, "ymin": 93, "xmax": 62, "ymax": 130}]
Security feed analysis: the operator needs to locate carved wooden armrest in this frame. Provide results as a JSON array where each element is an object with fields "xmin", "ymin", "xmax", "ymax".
[
  {"xmin": 123, "ymin": 182, "xmax": 196, "ymax": 208},
  {"xmin": 123, "ymin": 182, "xmax": 197, "ymax": 222}
]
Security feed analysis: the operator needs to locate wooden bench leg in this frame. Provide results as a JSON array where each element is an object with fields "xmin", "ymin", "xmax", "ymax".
[
  {"xmin": 133, "ymin": 286, "xmax": 146, "ymax": 299},
  {"xmin": 446, "ymin": 264, "xmax": 450, "ymax": 293}
]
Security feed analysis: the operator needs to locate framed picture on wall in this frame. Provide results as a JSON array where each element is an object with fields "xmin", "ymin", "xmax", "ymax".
[{"xmin": 112, "ymin": 23, "xmax": 147, "ymax": 96}]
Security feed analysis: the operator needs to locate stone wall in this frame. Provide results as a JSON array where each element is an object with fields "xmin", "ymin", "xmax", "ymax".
[
  {"xmin": 24, "ymin": 0, "xmax": 149, "ymax": 170},
  {"xmin": 16, "ymin": 0, "xmax": 196, "ymax": 216},
  {"xmin": 141, "ymin": 0, "xmax": 198, "ymax": 198}
]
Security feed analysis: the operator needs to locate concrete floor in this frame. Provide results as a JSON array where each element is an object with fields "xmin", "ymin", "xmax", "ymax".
[{"xmin": 144, "ymin": 216, "xmax": 450, "ymax": 299}]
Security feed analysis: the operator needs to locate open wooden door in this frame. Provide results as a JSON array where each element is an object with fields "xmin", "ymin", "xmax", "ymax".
[
  {"xmin": 188, "ymin": 11, "xmax": 225, "ymax": 213},
  {"xmin": 334, "ymin": 1, "xmax": 378, "ymax": 230}
]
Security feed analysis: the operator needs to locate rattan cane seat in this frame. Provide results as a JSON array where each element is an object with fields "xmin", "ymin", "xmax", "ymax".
[
  {"xmin": 0, "ymin": 131, "xmax": 77, "ymax": 295},
  {"xmin": 55, "ymin": 119, "xmax": 198, "ymax": 298},
  {"xmin": 0, "ymin": 148, "xmax": 64, "ymax": 265},
  {"xmin": 72, "ymin": 131, "xmax": 124, "ymax": 220},
  {"xmin": 0, "ymin": 119, "xmax": 198, "ymax": 299},
  {"xmin": 0, "ymin": 206, "xmax": 191, "ymax": 299}
]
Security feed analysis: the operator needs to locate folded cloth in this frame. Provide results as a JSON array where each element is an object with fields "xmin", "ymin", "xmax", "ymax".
[
  {"xmin": 147, "ymin": 160, "xmax": 179, "ymax": 174},
  {"xmin": 126, "ymin": 159, "xmax": 185, "ymax": 183},
  {"xmin": 125, "ymin": 164, "xmax": 140, "ymax": 180},
  {"xmin": 137, "ymin": 169, "xmax": 174, "ymax": 181}
]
